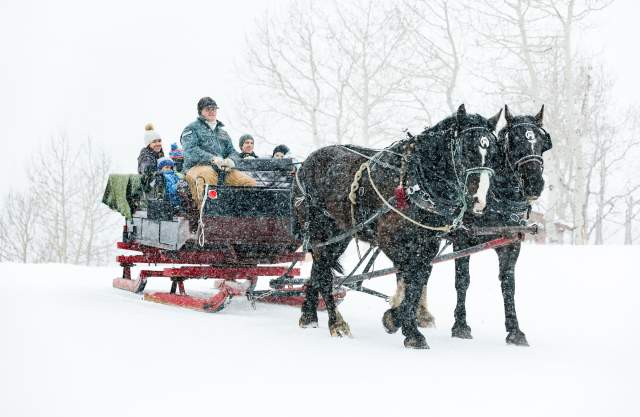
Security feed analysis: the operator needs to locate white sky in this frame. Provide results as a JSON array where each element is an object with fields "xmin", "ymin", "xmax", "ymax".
[{"xmin": 0, "ymin": 0, "xmax": 638, "ymax": 194}]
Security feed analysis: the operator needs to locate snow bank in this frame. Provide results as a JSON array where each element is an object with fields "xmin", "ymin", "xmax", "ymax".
[{"xmin": 1, "ymin": 244, "xmax": 638, "ymax": 416}]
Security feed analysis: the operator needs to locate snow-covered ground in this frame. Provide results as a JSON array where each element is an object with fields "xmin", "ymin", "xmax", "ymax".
[{"xmin": 1, "ymin": 244, "xmax": 639, "ymax": 417}]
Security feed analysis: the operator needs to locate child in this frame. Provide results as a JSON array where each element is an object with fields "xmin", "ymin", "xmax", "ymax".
[
  {"xmin": 272, "ymin": 144, "xmax": 290, "ymax": 159},
  {"xmin": 169, "ymin": 142, "xmax": 184, "ymax": 172},
  {"xmin": 157, "ymin": 157, "xmax": 182, "ymax": 207}
]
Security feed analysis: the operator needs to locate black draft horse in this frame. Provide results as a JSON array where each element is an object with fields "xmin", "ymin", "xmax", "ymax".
[
  {"xmin": 294, "ymin": 104, "xmax": 502, "ymax": 349},
  {"xmin": 403, "ymin": 105, "xmax": 552, "ymax": 346}
]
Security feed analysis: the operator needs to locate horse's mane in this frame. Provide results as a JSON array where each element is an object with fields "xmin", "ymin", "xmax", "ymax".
[
  {"xmin": 340, "ymin": 144, "xmax": 381, "ymax": 157},
  {"xmin": 420, "ymin": 113, "xmax": 489, "ymax": 139},
  {"xmin": 421, "ymin": 115, "xmax": 457, "ymax": 138}
]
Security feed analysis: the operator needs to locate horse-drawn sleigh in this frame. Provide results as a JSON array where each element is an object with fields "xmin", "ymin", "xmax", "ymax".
[{"xmin": 105, "ymin": 104, "xmax": 552, "ymax": 349}]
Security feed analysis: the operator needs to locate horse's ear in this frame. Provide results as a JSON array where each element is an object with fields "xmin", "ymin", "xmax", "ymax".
[
  {"xmin": 535, "ymin": 104, "xmax": 545, "ymax": 126},
  {"xmin": 456, "ymin": 104, "xmax": 467, "ymax": 124},
  {"xmin": 504, "ymin": 104, "xmax": 513, "ymax": 125},
  {"xmin": 487, "ymin": 108, "xmax": 502, "ymax": 131}
]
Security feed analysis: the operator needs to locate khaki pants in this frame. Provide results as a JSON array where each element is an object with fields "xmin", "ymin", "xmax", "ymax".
[{"xmin": 185, "ymin": 165, "xmax": 257, "ymax": 209}]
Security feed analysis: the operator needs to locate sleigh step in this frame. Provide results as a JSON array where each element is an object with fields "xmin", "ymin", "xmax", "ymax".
[
  {"xmin": 144, "ymin": 291, "xmax": 232, "ymax": 313},
  {"xmin": 112, "ymin": 278, "xmax": 147, "ymax": 293}
]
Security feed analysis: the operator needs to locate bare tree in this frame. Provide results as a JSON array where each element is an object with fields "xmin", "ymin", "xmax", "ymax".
[
  {"xmin": 72, "ymin": 139, "xmax": 120, "ymax": 265},
  {"xmin": 465, "ymin": 0, "xmax": 613, "ymax": 243},
  {"xmin": 624, "ymin": 195, "xmax": 640, "ymax": 245},
  {"xmin": 242, "ymin": 2, "xmax": 330, "ymax": 148},
  {"xmin": 239, "ymin": 0, "xmax": 413, "ymax": 148},
  {"xmin": 0, "ymin": 191, "xmax": 40, "ymax": 263},
  {"xmin": 583, "ymin": 83, "xmax": 640, "ymax": 244},
  {"xmin": 11, "ymin": 135, "xmax": 120, "ymax": 265},
  {"xmin": 28, "ymin": 135, "xmax": 80, "ymax": 263},
  {"xmin": 401, "ymin": 0, "xmax": 466, "ymax": 117},
  {"xmin": 328, "ymin": 0, "xmax": 412, "ymax": 146}
]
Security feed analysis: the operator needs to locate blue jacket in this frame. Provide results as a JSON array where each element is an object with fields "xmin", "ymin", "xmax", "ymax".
[
  {"xmin": 180, "ymin": 117, "xmax": 239, "ymax": 171},
  {"xmin": 162, "ymin": 171, "xmax": 181, "ymax": 207}
]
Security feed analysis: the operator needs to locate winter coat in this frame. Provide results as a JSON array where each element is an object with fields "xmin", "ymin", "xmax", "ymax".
[
  {"xmin": 239, "ymin": 151, "xmax": 258, "ymax": 159},
  {"xmin": 138, "ymin": 146, "xmax": 165, "ymax": 176},
  {"xmin": 161, "ymin": 170, "xmax": 182, "ymax": 207},
  {"xmin": 180, "ymin": 117, "xmax": 239, "ymax": 171}
]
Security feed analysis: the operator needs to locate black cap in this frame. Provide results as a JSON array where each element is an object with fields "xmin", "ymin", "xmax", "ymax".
[
  {"xmin": 197, "ymin": 97, "xmax": 218, "ymax": 114},
  {"xmin": 272, "ymin": 144, "xmax": 290, "ymax": 157}
]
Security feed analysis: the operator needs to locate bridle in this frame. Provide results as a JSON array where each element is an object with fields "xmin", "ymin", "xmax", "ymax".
[
  {"xmin": 504, "ymin": 122, "xmax": 548, "ymax": 171},
  {"xmin": 404, "ymin": 124, "xmax": 497, "ymax": 222},
  {"xmin": 454, "ymin": 125, "xmax": 497, "ymax": 181}
]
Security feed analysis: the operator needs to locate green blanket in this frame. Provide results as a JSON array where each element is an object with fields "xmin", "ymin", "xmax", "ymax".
[{"xmin": 102, "ymin": 174, "xmax": 144, "ymax": 219}]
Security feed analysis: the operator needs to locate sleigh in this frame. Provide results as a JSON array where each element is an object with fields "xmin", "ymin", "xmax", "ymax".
[
  {"xmin": 106, "ymin": 158, "xmax": 346, "ymax": 312},
  {"xmin": 104, "ymin": 158, "xmax": 539, "ymax": 313}
]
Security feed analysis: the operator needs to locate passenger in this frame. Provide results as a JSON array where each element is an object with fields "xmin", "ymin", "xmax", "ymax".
[
  {"xmin": 268, "ymin": 144, "xmax": 292, "ymax": 187},
  {"xmin": 157, "ymin": 157, "xmax": 182, "ymax": 207},
  {"xmin": 180, "ymin": 97, "xmax": 256, "ymax": 209},
  {"xmin": 272, "ymin": 144, "xmax": 290, "ymax": 159},
  {"xmin": 238, "ymin": 134, "xmax": 258, "ymax": 159},
  {"xmin": 137, "ymin": 123, "xmax": 165, "ymax": 176},
  {"xmin": 169, "ymin": 142, "xmax": 184, "ymax": 172}
]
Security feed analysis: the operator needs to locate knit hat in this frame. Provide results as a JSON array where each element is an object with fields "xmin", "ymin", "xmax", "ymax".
[
  {"xmin": 169, "ymin": 143, "xmax": 184, "ymax": 160},
  {"xmin": 197, "ymin": 97, "xmax": 218, "ymax": 114},
  {"xmin": 239, "ymin": 134, "xmax": 254, "ymax": 148},
  {"xmin": 157, "ymin": 156, "xmax": 175, "ymax": 170},
  {"xmin": 144, "ymin": 123, "xmax": 161, "ymax": 146},
  {"xmin": 272, "ymin": 144, "xmax": 290, "ymax": 157}
]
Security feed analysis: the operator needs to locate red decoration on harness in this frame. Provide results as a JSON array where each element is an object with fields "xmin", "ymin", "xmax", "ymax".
[
  {"xmin": 207, "ymin": 189, "xmax": 218, "ymax": 199},
  {"xmin": 394, "ymin": 185, "xmax": 408, "ymax": 209}
]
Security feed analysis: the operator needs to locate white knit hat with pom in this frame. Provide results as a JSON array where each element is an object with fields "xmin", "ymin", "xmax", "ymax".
[{"xmin": 144, "ymin": 123, "xmax": 161, "ymax": 146}]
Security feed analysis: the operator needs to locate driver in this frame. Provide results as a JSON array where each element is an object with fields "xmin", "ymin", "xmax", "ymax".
[{"xmin": 180, "ymin": 97, "xmax": 256, "ymax": 208}]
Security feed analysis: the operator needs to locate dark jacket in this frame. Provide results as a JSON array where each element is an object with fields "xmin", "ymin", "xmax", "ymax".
[
  {"xmin": 161, "ymin": 170, "xmax": 182, "ymax": 207},
  {"xmin": 239, "ymin": 151, "xmax": 258, "ymax": 159},
  {"xmin": 180, "ymin": 117, "xmax": 239, "ymax": 171},
  {"xmin": 137, "ymin": 146, "xmax": 164, "ymax": 176}
]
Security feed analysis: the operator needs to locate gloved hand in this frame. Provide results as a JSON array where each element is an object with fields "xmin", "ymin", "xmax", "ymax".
[
  {"xmin": 211, "ymin": 156, "xmax": 224, "ymax": 168},
  {"xmin": 221, "ymin": 158, "xmax": 235, "ymax": 171}
]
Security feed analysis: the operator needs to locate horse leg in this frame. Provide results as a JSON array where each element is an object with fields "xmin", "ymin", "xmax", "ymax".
[
  {"xmin": 416, "ymin": 267, "xmax": 436, "ymax": 328},
  {"xmin": 386, "ymin": 268, "xmax": 435, "ymax": 332},
  {"xmin": 452, "ymin": 250, "xmax": 473, "ymax": 339},
  {"xmin": 496, "ymin": 243, "xmax": 529, "ymax": 346},
  {"xmin": 385, "ymin": 274, "xmax": 406, "ymax": 334},
  {"xmin": 299, "ymin": 278, "xmax": 320, "ymax": 328},
  {"xmin": 397, "ymin": 260, "xmax": 432, "ymax": 349},
  {"xmin": 297, "ymin": 235, "xmax": 351, "ymax": 335}
]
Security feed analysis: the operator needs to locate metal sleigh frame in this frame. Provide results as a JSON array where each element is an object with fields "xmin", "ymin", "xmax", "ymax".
[{"xmin": 112, "ymin": 223, "xmax": 538, "ymax": 312}]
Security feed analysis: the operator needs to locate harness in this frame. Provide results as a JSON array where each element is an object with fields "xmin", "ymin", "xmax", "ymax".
[
  {"xmin": 297, "ymin": 123, "xmax": 500, "ymax": 251},
  {"xmin": 489, "ymin": 122, "xmax": 550, "ymax": 223}
]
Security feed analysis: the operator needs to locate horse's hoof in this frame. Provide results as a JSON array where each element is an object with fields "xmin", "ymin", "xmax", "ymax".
[
  {"xmin": 506, "ymin": 330, "xmax": 529, "ymax": 346},
  {"xmin": 382, "ymin": 309, "xmax": 399, "ymax": 334},
  {"xmin": 404, "ymin": 334, "xmax": 430, "ymax": 349},
  {"xmin": 417, "ymin": 311, "xmax": 436, "ymax": 328},
  {"xmin": 451, "ymin": 324, "xmax": 473, "ymax": 339},
  {"xmin": 329, "ymin": 320, "xmax": 352, "ymax": 338},
  {"xmin": 299, "ymin": 313, "xmax": 318, "ymax": 328}
]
